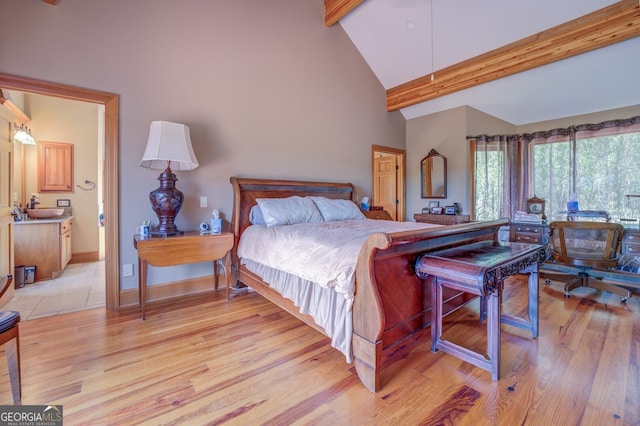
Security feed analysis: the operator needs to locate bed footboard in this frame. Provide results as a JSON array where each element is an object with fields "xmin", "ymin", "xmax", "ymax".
[{"xmin": 352, "ymin": 219, "xmax": 509, "ymax": 392}]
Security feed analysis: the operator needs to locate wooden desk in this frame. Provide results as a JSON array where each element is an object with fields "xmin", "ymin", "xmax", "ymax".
[
  {"xmin": 415, "ymin": 241, "xmax": 545, "ymax": 380},
  {"xmin": 134, "ymin": 231, "xmax": 234, "ymax": 319},
  {"xmin": 511, "ymin": 220, "xmax": 640, "ymax": 253}
]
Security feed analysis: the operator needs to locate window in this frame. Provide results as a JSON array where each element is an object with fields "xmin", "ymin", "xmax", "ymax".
[
  {"xmin": 531, "ymin": 127, "xmax": 640, "ymax": 221},
  {"xmin": 471, "ymin": 135, "xmax": 518, "ymax": 221},
  {"xmin": 473, "ymin": 142, "xmax": 506, "ymax": 221},
  {"xmin": 470, "ymin": 116, "xmax": 640, "ymax": 222}
]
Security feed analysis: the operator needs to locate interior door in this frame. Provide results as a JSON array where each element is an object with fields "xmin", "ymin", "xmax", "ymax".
[
  {"xmin": 373, "ymin": 154, "xmax": 398, "ymax": 220},
  {"xmin": 0, "ymin": 106, "xmax": 15, "ymax": 306}
]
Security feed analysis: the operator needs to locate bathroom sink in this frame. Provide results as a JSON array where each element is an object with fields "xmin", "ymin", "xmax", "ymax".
[{"xmin": 27, "ymin": 208, "xmax": 65, "ymax": 219}]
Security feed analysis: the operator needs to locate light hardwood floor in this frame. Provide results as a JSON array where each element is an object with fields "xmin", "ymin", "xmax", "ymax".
[{"xmin": 0, "ymin": 274, "xmax": 637, "ymax": 425}]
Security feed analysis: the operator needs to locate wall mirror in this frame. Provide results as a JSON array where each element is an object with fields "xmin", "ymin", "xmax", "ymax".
[{"xmin": 421, "ymin": 149, "xmax": 446, "ymax": 199}]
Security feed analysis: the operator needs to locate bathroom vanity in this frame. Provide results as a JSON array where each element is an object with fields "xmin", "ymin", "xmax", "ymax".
[{"xmin": 14, "ymin": 216, "xmax": 73, "ymax": 281}]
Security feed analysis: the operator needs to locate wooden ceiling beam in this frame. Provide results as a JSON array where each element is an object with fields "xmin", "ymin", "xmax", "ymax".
[
  {"xmin": 325, "ymin": 0, "xmax": 364, "ymax": 27},
  {"xmin": 387, "ymin": 0, "xmax": 640, "ymax": 112}
]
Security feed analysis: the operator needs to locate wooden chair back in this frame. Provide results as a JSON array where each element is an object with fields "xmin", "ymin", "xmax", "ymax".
[{"xmin": 548, "ymin": 221, "xmax": 624, "ymax": 269}]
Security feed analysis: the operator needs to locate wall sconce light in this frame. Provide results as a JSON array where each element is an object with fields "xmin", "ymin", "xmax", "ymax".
[
  {"xmin": 14, "ymin": 123, "xmax": 36, "ymax": 145},
  {"xmin": 139, "ymin": 121, "xmax": 199, "ymax": 236}
]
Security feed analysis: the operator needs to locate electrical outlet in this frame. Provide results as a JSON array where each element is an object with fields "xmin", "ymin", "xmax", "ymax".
[
  {"xmin": 200, "ymin": 196, "xmax": 208, "ymax": 208},
  {"xmin": 123, "ymin": 264, "xmax": 134, "ymax": 277}
]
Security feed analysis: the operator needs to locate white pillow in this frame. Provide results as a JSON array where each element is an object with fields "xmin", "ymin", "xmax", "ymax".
[
  {"xmin": 249, "ymin": 205, "xmax": 266, "ymax": 225},
  {"xmin": 256, "ymin": 196, "xmax": 324, "ymax": 227},
  {"xmin": 309, "ymin": 196, "xmax": 365, "ymax": 221}
]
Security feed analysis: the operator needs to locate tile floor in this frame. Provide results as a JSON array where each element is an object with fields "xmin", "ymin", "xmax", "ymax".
[{"xmin": 3, "ymin": 261, "xmax": 105, "ymax": 321}]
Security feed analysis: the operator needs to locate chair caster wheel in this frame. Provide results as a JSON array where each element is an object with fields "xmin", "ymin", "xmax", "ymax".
[
  {"xmin": 620, "ymin": 296, "xmax": 628, "ymax": 303},
  {"xmin": 545, "ymin": 279, "xmax": 551, "ymax": 285},
  {"xmin": 564, "ymin": 293, "xmax": 570, "ymax": 298}
]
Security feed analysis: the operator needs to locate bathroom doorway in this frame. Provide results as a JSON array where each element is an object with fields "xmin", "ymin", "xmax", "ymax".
[{"xmin": 0, "ymin": 72, "xmax": 120, "ymax": 311}]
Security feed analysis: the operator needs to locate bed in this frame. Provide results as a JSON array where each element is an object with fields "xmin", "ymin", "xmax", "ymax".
[{"xmin": 230, "ymin": 177, "xmax": 509, "ymax": 392}]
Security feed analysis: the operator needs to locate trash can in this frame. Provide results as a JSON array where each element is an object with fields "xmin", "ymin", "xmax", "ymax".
[
  {"xmin": 24, "ymin": 266, "xmax": 36, "ymax": 284},
  {"xmin": 14, "ymin": 266, "xmax": 25, "ymax": 288}
]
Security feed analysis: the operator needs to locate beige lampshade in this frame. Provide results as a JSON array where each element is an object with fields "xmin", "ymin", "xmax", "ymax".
[{"xmin": 139, "ymin": 121, "xmax": 199, "ymax": 170}]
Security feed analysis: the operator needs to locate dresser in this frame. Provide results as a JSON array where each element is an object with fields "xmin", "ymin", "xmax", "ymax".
[{"xmin": 414, "ymin": 213, "xmax": 471, "ymax": 225}]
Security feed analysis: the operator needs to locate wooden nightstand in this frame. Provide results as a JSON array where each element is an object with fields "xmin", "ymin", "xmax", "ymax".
[
  {"xmin": 363, "ymin": 210, "xmax": 393, "ymax": 220},
  {"xmin": 133, "ymin": 231, "xmax": 234, "ymax": 319}
]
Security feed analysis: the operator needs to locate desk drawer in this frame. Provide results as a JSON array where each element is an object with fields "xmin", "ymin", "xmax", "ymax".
[
  {"xmin": 510, "ymin": 222, "xmax": 549, "ymax": 245},
  {"xmin": 513, "ymin": 225, "xmax": 543, "ymax": 235},
  {"xmin": 624, "ymin": 232, "xmax": 639, "ymax": 243},
  {"xmin": 623, "ymin": 243, "xmax": 640, "ymax": 255},
  {"xmin": 514, "ymin": 234, "xmax": 545, "ymax": 244},
  {"xmin": 623, "ymin": 230, "xmax": 640, "ymax": 255}
]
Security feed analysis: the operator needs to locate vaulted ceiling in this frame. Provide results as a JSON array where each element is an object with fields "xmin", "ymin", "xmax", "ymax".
[
  {"xmin": 41, "ymin": 0, "xmax": 640, "ymax": 125},
  {"xmin": 326, "ymin": 0, "xmax": 640, "ymax": 125}
]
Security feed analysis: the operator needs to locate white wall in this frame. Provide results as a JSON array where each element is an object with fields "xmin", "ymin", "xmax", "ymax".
[{"xmin": 0, "ymin": 0, "xmax": 406, "ymax": 289}]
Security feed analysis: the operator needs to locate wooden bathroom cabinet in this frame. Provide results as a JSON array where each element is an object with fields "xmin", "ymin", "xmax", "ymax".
[
  {"xmin": 14, "ymin": 217, "xmax": 72, "ymax": 281},
  {"xmin": 38, "ymin": 141, "xmax": 74, "ymax": 192}
]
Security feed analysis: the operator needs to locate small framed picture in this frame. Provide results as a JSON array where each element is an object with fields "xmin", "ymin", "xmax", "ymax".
[
  {"xmin": 431, "ymin": 206, "xmax": 443, "ymax": 214},
  {"xmin": 444, "ymin": 205, "xmax": 456, "ymax": 215},
  {"xmin": 428, "ymin": 201, "xmax": 440, "ymax": 208},
  {"xmin": 422, "ymin": 207, "xmax": 430, "ymax": 214},
  {"xmin": 57, "ymin": 199, "xmax": 71, "ymax": 207}
]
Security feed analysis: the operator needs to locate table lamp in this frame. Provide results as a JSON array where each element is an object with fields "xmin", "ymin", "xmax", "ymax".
[{"xmin": 139, "ymin": 121, "xmax": 199, "ymax": 236}]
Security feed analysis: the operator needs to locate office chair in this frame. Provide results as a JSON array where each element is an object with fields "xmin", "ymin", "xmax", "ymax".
[{"xmin": 542, "ymin": 221, "xmax": 630, "ymax": 303}]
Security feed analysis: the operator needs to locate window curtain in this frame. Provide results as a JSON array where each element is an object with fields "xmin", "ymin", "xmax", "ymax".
[{"xmin": 469, "ymin": 135, "xmax": 519, "ymax": 220}]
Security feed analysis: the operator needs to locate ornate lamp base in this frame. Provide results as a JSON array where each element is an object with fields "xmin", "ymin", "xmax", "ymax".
[{"xmin": 149, "ymin": 166, "xmax": 184, "ymax": 236}]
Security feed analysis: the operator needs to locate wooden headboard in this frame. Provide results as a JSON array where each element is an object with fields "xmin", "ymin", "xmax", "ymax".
[{"xmin": 229, "ymin": 177, "xmax": 356, "ymax": 258}]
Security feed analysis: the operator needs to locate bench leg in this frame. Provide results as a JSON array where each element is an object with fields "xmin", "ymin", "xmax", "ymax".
[
  {"xmin": 487, "ymin": 292, "xmax": 501, "ymax": 381},
  {"xmin": 431, "ymin": 278, "xmax": 443, "ymax": 352},
  {"xmin": 479, "ymin": 296, "xmax": 487, "ymax": 321},
  {"xmin": 528, "ymin": 268, "xmax": 539, "ymax": 338}
]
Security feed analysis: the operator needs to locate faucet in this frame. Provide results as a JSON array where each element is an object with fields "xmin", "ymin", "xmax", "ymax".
[{"xmin": 29, "ymin": 195, "xmax": 40, "ymax": 209}]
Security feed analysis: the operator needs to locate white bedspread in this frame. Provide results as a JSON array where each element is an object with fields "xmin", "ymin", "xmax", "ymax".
[{"xmin": 237, "ymin": 219, "xmax": 439, "ymax": 305}]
